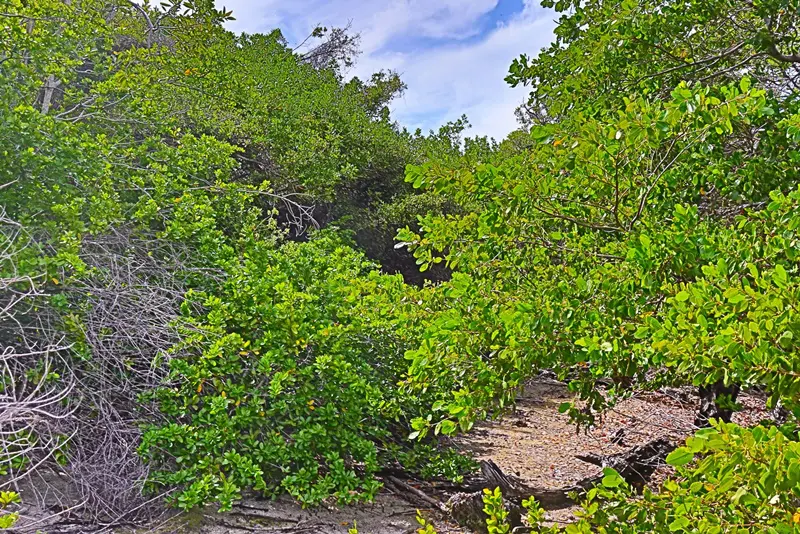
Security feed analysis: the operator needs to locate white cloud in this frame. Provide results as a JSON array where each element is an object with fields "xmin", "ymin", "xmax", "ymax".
[
  {"xmin": 224, "ymin": 0, "xmax": 500, "ymax": 44},
  {"xmin": 221, "ymin": 0, "xmax": 557, "ymax": 140}
]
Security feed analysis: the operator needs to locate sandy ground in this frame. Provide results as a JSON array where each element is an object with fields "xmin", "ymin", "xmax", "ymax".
[
  {"xmin": 456, "ymin": 381, "xmax": 694, "ymax": 486},
  {"xmin": 452, "ymin": 379, "xmax": 768, "ymax": 525}
]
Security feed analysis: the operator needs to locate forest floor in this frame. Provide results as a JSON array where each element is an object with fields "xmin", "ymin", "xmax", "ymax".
[
  {"xmin": 22, "ymin": 379, "xmax": 769, "ymax": 534},
  {"xmin": 133, "ymin": 379, "xmax": 769, "ymax": 534}
]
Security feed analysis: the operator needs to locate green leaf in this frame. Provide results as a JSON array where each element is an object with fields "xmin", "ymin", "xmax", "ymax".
[
  {"xmin": 726, "ymin": 291, "xmax": 746, "ymax": 304},
  {"xmin": 666, "ymin": 447, "xmax": 694, "ymax": 467},
  {"xmin": 772, "ymin": 264, "xmax": 788, "ymax": 287},
  {"xmin": 601, "ymin": 468, "xmax": 623, "ymax": 488},
  {"xmin": 439, "ymin": 420, "xmax": 457, "ymax": 435},
  {"xmin": 669, "ymin": 516, "xmax": 690, "ymax": 532},
  {"xmin": 740, "ymin": 77, "xmax": 751, "ymax": 92}
]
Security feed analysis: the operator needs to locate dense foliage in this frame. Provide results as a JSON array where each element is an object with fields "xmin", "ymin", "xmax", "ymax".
[
  {"xmin": 2, "ymin": 0, "xmax": 800, "ymax": 530},
  {"xmin": 395, "ymin": 0, "xmax": 800, "ymax": 530},
  {"xmin": 570, "ymin": 422, "xmax": 800, "ymax": 533},
  {"xmin": 0, "ymin": 0, "xmax": 464, "ymax": 519},
  {"xmin": 141, "ymin": 237, "xmax": 414, "ymax": 508}
]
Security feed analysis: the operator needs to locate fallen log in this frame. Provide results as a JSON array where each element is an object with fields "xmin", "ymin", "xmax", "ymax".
[
  {"xmin": 470, "ymin": 460, "xmax": 577, "ymax": 508},
  {"xmin": 383, "ymin": 476, "xmax": 447, "ymax": 513},
  {"xmin": 446, "ymin": 491, "xmax": 523, "ymax": 534},
  {"xmin": 695, "ymin": 381, "xmax": 740, "ymax": 428},
  {"xmin": 574, "ymin": 437, "xmax": 675, "ymax": 488}
]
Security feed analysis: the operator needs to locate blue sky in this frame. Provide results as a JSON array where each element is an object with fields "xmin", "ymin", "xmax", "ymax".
[{"xmin": 220, "ymin": 0, "xmax": 558, "ymax": 140}]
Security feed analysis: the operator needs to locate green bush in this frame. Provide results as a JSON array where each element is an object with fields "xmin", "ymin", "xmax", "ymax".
[
  {"xmin": 139, "ymin": 236, "xmax": 424, "ymax": 509},
  {"xmin": 0, "ymin": 491, "xmax": 20, "ymax": 530}
]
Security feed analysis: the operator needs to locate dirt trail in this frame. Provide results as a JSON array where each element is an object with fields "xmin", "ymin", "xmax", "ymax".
[
  {"xmin": 456, "ymin": 380, "xmax": 700, "ymax": 487},
  {"xmin": 452, "ymin": 379, "xmax": 767, "ymax": 525},
  {"xmin": 142, "ymin": 380, "xmax": 767, "ymax": 533}
]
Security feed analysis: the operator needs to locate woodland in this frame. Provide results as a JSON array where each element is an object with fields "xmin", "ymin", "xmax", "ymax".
[{"xmin": 1, "ymin": 0, "xmax": 800, "ymax": 532}]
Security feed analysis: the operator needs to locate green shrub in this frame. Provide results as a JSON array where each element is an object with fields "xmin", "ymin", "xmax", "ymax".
[
  {"xmin": 140, "ymin": 236, "xmax": 424, "ymax": 509},
  {"xmin": 0, "ymin": 491, "xmax": 20, "ymax": 529}
]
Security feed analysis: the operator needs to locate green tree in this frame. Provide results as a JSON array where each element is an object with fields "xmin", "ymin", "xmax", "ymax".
[{"xmin": 395, "ymin": 0, "xmax": 800, "ymax": 529}]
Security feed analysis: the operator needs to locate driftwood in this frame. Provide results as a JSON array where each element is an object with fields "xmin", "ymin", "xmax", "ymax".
[
  {"xmin": 383, "ymin": 476, "xmax": 447, "ymax": 513},
  {"xmin": 384, "ymin": 438, "xmax": 676, "ymax": 534},
  {"xmin": 574, "ymin": 437, "xmax": 675, "ymax": 488},
  {"xmin": 446, "ymin": 491, "xmax": 523, "ymax": 534},
  {"xmin": 467, "ymin": 460, "xmax": 576, "ymax": 507},
  {"xmin": 695, "ymin": 381, "xmax": 741, "ymax": 427}
]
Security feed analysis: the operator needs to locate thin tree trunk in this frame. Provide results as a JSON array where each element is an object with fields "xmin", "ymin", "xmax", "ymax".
[
  {"xmin": 40, "ymin": 75, "xmax": 61, "ymax": 114},
  {"xmin": 38, "ymin": 0, "xmax": 70, "ymax": 114}
]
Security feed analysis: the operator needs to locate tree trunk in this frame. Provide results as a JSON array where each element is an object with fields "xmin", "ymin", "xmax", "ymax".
[
  {"xmin": 694, "ymin": 381, "xmax": 740, "ymax": 428},
  {"xmin": 38, "ymin": 0, "xmax": 70, "ymax": 114},
  {"xmin": 39, "ymin": 75, "xmax": 61, "ymax": 114}
]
